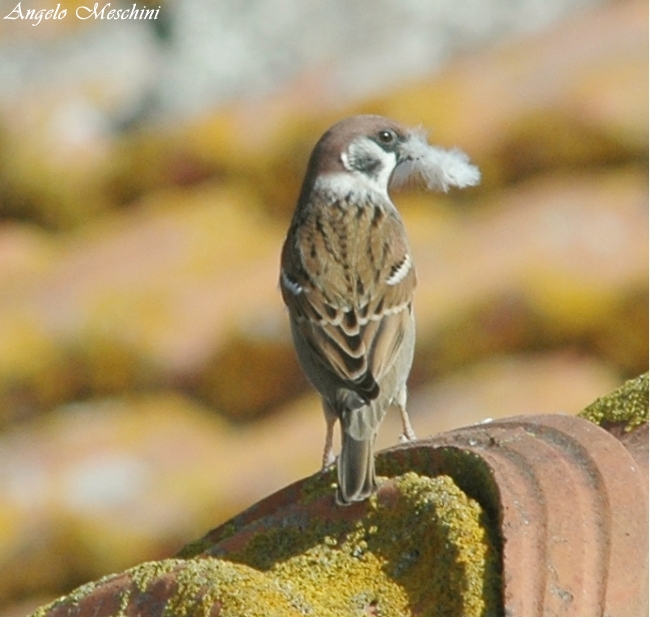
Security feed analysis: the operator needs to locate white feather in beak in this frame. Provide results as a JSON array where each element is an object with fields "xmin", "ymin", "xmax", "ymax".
[{"xmin": 390, "ymin": 128, "xmax": 481, "ymax": 192}]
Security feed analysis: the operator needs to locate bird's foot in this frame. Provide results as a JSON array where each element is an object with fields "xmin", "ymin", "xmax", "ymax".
[
  {"xmin": 321, "ymin": 451, "xmax": 337, "ymax": 471},
  {"xmin": 398, "ymin": 428, "xmax": 417, "ymax": 443}
]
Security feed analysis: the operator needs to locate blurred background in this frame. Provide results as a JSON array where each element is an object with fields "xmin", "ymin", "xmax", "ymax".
[{"xmin": 0, "ymin": 0, "xmax": 647, "ymax": 613}]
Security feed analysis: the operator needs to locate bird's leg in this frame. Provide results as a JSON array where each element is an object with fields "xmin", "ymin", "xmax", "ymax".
[
  {"xmin": 321, "ymin": 401, "xmax": 338, "ymax": 470},
  {"xmin": 398, "ymin": 403, "xmax": 417, "ymax": 442}
]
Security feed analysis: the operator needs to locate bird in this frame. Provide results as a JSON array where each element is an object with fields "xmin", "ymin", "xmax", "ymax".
[{"xmin": 279, "ymin": 115, "xmax": 480, "ymax": 505}]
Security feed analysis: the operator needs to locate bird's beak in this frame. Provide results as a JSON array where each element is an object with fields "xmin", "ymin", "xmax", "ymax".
[{"xmin": 391, "ymin": 128, "xmax": 481, "ymax": 192}]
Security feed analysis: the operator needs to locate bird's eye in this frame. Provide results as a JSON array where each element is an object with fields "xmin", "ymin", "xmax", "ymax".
[{"xmin": 377, "ymin": 129, "xmax": 396, "ymax": 144}]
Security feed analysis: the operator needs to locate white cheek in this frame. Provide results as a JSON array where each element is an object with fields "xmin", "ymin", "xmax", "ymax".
[
  {"xmin": 372, "ymin": 150, "xmax": 398, "ymax": 189},
  {"xmin": 346, "ymin": 140, "xmax": 396, "ymax": 184}
]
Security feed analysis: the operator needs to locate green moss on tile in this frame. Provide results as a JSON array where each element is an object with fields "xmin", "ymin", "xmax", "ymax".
[
  {"xmin": 130, "ymin": 559, "xmax": 185, "ymax": 593},
  {"xmin": 178, "ymin": 471, "xmax": 338, "ymax": 561},
  {"xmin": 30, "ymin": 472, "xmax": 500, "ymax": 617},
  {"xmin": 160, "ymin": 559, "xmax": 295, "ymax": 617},
  {"xmin": 207, "ymin": 472, "xmax": 498, "ymax": 616},
  {"xmin": 299, "ymin": 466, "xmax": 338, "ymax": 504},
  {"xmin": 580, "ymin": 373, "xmax": 648, "ymax": 431},
  {"xmin": 29, "ymin": 571, "xmax": 126, "ymax": 617}
]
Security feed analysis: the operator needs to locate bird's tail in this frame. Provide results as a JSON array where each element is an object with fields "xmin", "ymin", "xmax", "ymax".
[{"xmin": 336, "ymin": 431, "xmax": 376, "ymax": 505}]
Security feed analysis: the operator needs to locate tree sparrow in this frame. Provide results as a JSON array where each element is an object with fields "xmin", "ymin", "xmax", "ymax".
[{"xmin": 280, "ymin": 115, "xmax": 480, "ymax": 504}]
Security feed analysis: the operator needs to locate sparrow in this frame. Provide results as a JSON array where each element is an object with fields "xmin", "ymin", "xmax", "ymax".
[{"xmin": 280, "ymin": 115, "xmax": 480, "ymax": 505}]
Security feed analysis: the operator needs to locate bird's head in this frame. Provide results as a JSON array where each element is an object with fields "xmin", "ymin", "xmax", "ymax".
[{"xmin": 298, "ymin": 114, "xmax": 480, "ymax": 205}]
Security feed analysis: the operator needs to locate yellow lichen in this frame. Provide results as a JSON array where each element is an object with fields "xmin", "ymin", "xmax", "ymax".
[
  {"xmin": 190, "ymin": 472, "xmax": 498, "ymax": 616},
  {"xmin": 130, "ymin": 559, "xmax": 185, "ymax": 593},
  {"xmin": 579, "ymin": 372, "xmax": 648, "ymax": 431},
  {"xmin": 30, "ymin": 472, "xmax": 500, "ymax": 617}
]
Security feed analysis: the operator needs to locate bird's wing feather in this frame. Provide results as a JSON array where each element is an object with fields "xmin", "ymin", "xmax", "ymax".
[{"xmin": 281, "ymin": 195, "xmax": 415, "ymax": 402}]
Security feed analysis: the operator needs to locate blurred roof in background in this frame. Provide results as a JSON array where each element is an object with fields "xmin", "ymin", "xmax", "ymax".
[{"xmin": 0, "ymin": 0, "xmax": 609, "ymax": 123}]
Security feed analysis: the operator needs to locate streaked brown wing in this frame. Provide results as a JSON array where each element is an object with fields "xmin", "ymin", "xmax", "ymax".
[{"xmin": 281, "ymin": 196, "xmax": 415, "ymax": 401}]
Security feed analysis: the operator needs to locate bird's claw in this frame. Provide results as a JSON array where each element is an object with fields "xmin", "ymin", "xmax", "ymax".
[
  {"xmin": 398, "ymin": 430, "xmax": 417, "ymax": 444},
  {"xmin": 321, "ymin": 453, "xmax": 337, "ymax": 471}
]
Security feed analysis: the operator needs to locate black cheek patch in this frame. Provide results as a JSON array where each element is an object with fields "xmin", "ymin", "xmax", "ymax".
[{"xmin": 351, "ymin": 153, "xmax": 382, "ymax": 175}]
